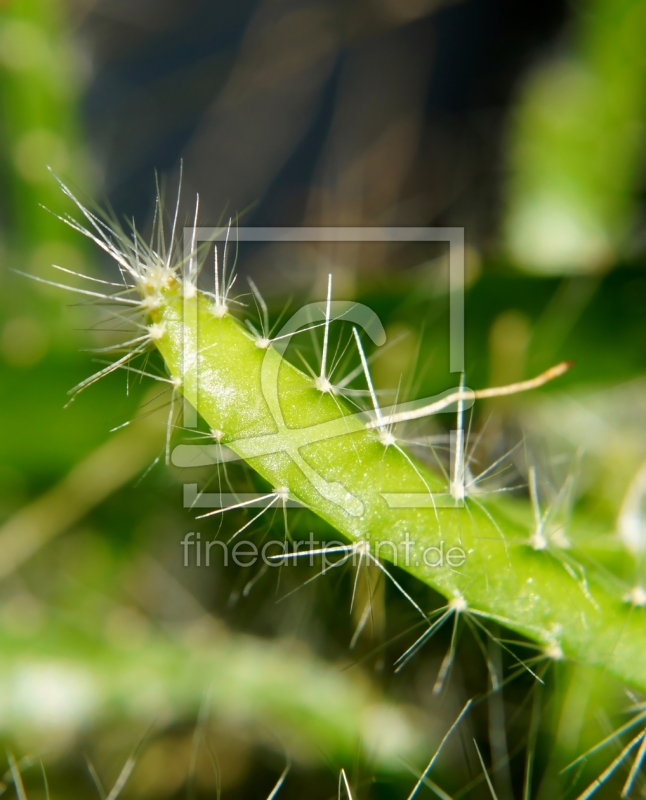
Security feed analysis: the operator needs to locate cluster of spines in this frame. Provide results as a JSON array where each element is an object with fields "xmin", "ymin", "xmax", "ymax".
[{"xmin": 26, "ymin": 175, "xmax": 646, "ymax": 800}]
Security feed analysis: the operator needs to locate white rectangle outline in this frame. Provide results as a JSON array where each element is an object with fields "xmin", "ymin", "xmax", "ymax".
[{"xmin": 181, "ymin": 226, "xmax": 466, "ymax": 509}]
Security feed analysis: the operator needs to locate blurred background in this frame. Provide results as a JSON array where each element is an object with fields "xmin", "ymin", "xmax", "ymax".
[{"xmin": 1, "ymin": 0, "xmax": 646, "ymax": 797}]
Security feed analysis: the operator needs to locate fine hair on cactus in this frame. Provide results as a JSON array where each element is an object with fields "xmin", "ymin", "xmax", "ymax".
[{"xmin": 20, "ymin": 173, "xmax": 646, "ymax": 800}]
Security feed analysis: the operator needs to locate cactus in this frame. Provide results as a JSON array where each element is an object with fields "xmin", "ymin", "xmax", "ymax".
[{"xmin": 29, "ymin": 180, "xmax": 646, "ymax": 707}]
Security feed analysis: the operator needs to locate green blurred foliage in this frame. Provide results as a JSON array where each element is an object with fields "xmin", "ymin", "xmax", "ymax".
[
  {"xmin": 505, "ymin": 0, "xmax": 646, "ymax": 274},
  {"xmin": 1, "ymin": 0, "xmax": 646, "ymax": 797}
]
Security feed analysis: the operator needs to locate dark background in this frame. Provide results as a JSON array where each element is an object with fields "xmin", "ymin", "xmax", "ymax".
[{"xmin": 80, "ymin": 0, "xmax": 567, "ymax": 243}]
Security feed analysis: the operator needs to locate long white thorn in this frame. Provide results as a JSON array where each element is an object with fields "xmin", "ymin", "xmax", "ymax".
[
  {"xmin": 433, "ymin": 610, "xmax": 460, "ymax": 695},
  {"xmin": 167, "ymin": 160, "xmax": 183, "ymax": 270},
  {"xmin": 451, "ymin": 373, "xmax": 466, "ymax": 501},
  {"xmin": 406, "ymin": 699, "xmax": 472, "ymax": 800},
  {"xmin": 367, "ymin": 362, "xmax": 572, "ymax": 429},
  {"xmin": 349, "ymin": 548, "xmax": 366, "ymax": 614},
  {"xmin": 320, "ymin": 273, "xmax": 332, "ymax": 383},
  {"xmin": 85, "ymin": 334, "xmax": 150, "ymax": 353},
  {"xmin": 214, "ymin": 244, "xmax": 220, "ymax": 306},
  {"xmin": 14, "ymin": 271, "xmax": 140, "ymax": 305},
  {"xmin": 353, "ymin": 326, "xmax": 383, "ymax": 428},
  {"xmin": 564, "ymin": 711, "xmax": 646, "ymax": 772},
  {"xmin": 473, "ymin": 739, "xmax": 500, "ymax": 800},
  {"xmin": 51, "ymin": 264, "xmax": 125, "ymax": 287},
  {"xmin": 395, "ymin": 609, "xmax": 452, "ymax": 671},
  {"xmin": 66, "ymin": 344, "xmax": 147, "ymax": 402},
  {"xmin": 7, "ymin": 753, "xmax": 27, "ymax": 800},
  {"xmin": 222, "ymin": 219, "xmax": 232, "ymax": 305},
  {"xmin": 576, "ymin": 729, "xmax": 646, "ymax": 800},
  {"xmin": 248, "ymin": 277, "xmax": 269, "ymax": 336},
  {"xmin": 195, "ymin": 493, "xmax": 278, "ymax": 519},
  {"xmin": 271, "ymin": 544, "xmax": 355, "ymax": 561},
  {"xmin": 339, "ymin": 769, "xmax": 354, "ymax": 800},
  {"xmin": 622, "ymin": 729, "xmax": 646, "ymax": 797},
  {"xmin": 48, "ymin": 178, "xmax": 139, "ymax": 277},
  {"xmin": 266, "ymin": 763, "xmax": 290, "ymax": 800},
  {"xmin": 165, "ymin": 387, "xmax": 177, "ymax": 466},
  {"xmin": 365, "ymin": 549, "xmax": 427, "ymax": 619},
  {"xmin": 350, "ymin": 600, "xmax": 373, "ymax": 650},
  {"xmin": 189, "ymin": 194, "xmax": 199, "ymax": 290}
]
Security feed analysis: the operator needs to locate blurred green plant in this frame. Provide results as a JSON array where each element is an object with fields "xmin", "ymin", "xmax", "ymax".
[
  {"xmin": 0, "ymin": 598, "xmax": 424, "ymax": 772},
  {"xmin": 3, "ymin": 1, "xmax": 646, "ymax": 790},
  {"xmin": 0, "ymin": 0, "xmax": 89, "ymax": 251},
  {"xmin": 505, "ymin": 0, "xmax": 646, "ymax": 274}
]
